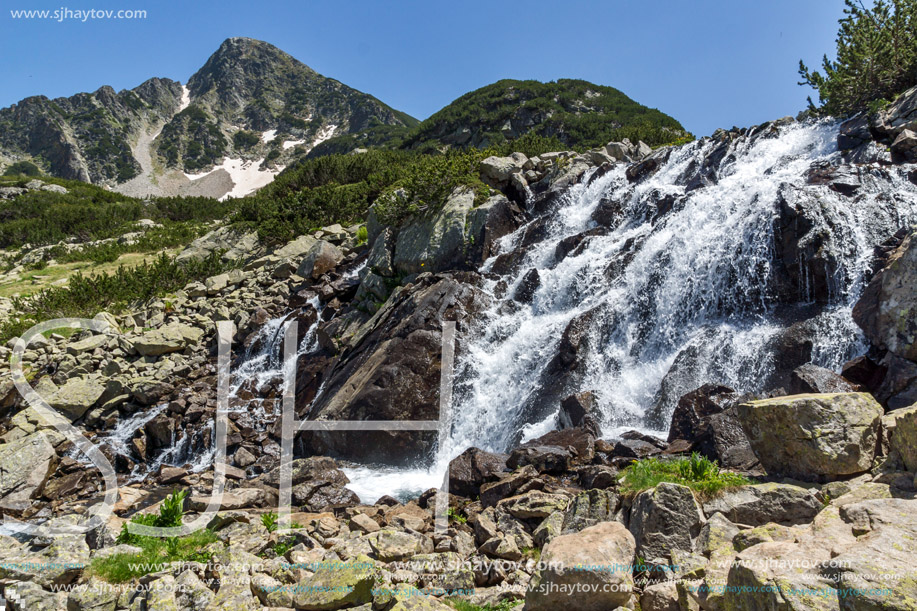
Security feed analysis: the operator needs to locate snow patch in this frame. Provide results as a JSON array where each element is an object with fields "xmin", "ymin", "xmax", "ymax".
[
  {"xmin": 261, "ymin": 129, "xmax": 278, "ymax": 143},
  {"xmin": 185, "ymin": 157, "xmax": 284, "ymax": 201},
  {"xmin": 313, "ymin": 124, "xmax": 338, "ymax": 147},
  {"xmin": 282, "ymin": 139, "xmax": 306, "ymax": 150},
  {"xmin": 179, "ymin": 85, "xmax": 191, "ymax": 112}
]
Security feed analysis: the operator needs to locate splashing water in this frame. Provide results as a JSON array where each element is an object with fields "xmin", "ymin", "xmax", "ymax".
[{"xmin": 341, "ymin": 121, "xmax": 917, "ymax": 502}]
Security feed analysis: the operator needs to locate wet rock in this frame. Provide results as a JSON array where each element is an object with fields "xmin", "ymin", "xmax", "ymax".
[
  {"xmin": 447, "ymin": 447, "xmax": 508, "ymax": 498},
  {"xmin": 737, "ymin": 393, "xmax": 883, "ymax": 481},
  {"xmin": 512, "ymin": 268, "xmax": 540, "ymax": 303},
  {"xmin": 302, "ymin": 274, "xmax": 488, "ymax": 463},
  {"xmin": 854, "ymin": 226, "xmax": 917, "ymax": 362},
  {"xmin": 480, "ymin": 465, "xmax": 540, "ymax": 507},
  {"xmin": 788, "ymin": 363, "xmax": 860, "ymax": 394},
  {"xmin": 558, "ymin": 391, "xmax": 601, "ymax": 435},
  {"xmin": 668, "ymin": 383, "xmax": 738, "ymax": 443}
]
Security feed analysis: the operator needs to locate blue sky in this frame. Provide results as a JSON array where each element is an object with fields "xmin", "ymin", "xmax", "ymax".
[{"xmin": 0, "ymin": 0, "xmax": 844, "ymax": 137}]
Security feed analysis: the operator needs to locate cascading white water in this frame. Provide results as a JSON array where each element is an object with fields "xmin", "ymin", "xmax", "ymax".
[{"xmin": 345, "ymin": 120, "xmax": 917, "ymax": 502}]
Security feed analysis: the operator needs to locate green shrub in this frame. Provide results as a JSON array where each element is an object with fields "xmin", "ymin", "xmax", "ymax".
[
  {"xmin": 233, "ymin": 130, "xmax": 261, "ymax": 149},
  {"xmin": 0, "ymin": 252, "xmax": 232, "ymax": 343},
  {"xmin": 3, "ymin": 160, "xmax": 42, "ymax": 177},
  {"xmin": 619, "ymin": 453, "xmax": 750, "ymax": 499},
  {"xmin": 92, "ymin": 527, "xmax": 218, "ymax": 583},
  {"xmin": 800, "ymin": 0, "xmax": 917, "ymax": 116}
]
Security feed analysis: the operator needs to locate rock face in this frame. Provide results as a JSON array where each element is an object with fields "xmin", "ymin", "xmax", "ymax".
[
  {"xmin": 702, "ymin": 483, "xmax": 822, "ymax": 526},
  {"xmin": 526, "ymin": 521, "xmax": 636, "ymax": 611},
  {"xmin": 737, "ymin": 393, "xmax": 883, "ymax": 480},
  {"xmin": 301, "ymin": 273, "xmax": 489, "ymax": 462},
  {"xmin": 447, "ymin": 447, "xmax": 508, "ymax": 498},
  {"xmin": 854, "ymin": 226, "xmax": 917, "ymax": 361}
]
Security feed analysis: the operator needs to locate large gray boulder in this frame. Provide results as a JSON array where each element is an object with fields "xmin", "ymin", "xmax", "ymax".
[
  {"xmin": 853, "ymin": 227, "xmax": 917, "ymax": 362},
  {"xmin": 702, "ymin": 483, "xmax": 822, "ymax": 526},
  {"xmin": 392, "ymin": 187, "xmax": 475, "ymax": 275},
  {"xmin": 629, "ymin": 483, "xmax": 705, "ymax": 561},
  {"xmin": 0, "ymin": 431, "xmax": 59, "ymax": 513},
  {"xmin": 526, "ymin": 521, "xmax": 636, "ymax": 611},
  {"xmin": 737, "ymin": 393, "xmax": 883, "ymax": 480},
  {"xmin": 296, "ymin": 240, "xmax": 344, "ymax": 279},
  {"xmin": 47, "ymin": 376, "xmax": 106, "ymax": 420},
  {"xmin": 131, "ymin": 322, "xmax": 205, "ymax": 356},
  {"xmin": 885, "ymin": 403, "xmax": 917, "ymax": 471}
]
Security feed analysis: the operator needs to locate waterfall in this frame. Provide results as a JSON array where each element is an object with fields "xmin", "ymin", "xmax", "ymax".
[{"xmin": 442, "ymin": 121, "xmax": 916, "ymax": 461}]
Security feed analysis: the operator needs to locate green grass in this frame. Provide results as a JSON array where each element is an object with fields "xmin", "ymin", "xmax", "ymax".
[
  {"xmin": 618, "ymin": 453, "xmax": 750, "ymax": 499},
  {"xmin": 90, "ymin": 528, "xmax": 219, "ymax": 583},
  {"xmin": 0, "ymin": 251, "xmax": 232, "ymax": 343}
]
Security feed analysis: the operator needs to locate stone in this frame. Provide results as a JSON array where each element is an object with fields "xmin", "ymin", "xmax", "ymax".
[
  {"xmin": 66, "ymin": 334, "xmax": 109, "ymax": 355},
  {"xmin": 789, "ymin": 363, "xmax": 859, "ymax": 394},
  {"xmin": 561, "ymin": 488, "xmax": 619, "ymax": 534},
  {"xmin": 892, "ymin": 128, "xmax": 917, "ymax": 160},
  {"xmin": 350, "ymin": 513, "xmax": 381, "ymax": 534},
  {"xmin": 297, "ymin": 240, "xmax": 344, "ymax": 279},
  {"xmin": 0, "ymin": 431, "xmax": 58, "ymax": 512},
  {"xmin": 497, "ymin": 490, "xmax": 569, "ymax": 520},
  {"xmin": 559, "ymin": 391, "xmax": 601, "ymax": 434},
  {"xmin": 886, "ymin": 403, "xmax": 917, "ymax": 471},
  {"xmin": 526, "ymin": 521, "xmax": 636, "ymax": 611},
  {"xmin": 696, "ymin": 512, "xmax": 740, "ymax": 557},
  {"xmin": 853, "ymin": 227, "xmax": 917, "ymax": 362},
  {"xmin": 480, "ymin": 155, "xmax": 527, "ymax": 184},
  {"xmin": 131, "ymin": 323, "xmax": 205, "ymax": 356},
  {"xmin": 392, "ymin": 187, "xmax": 475, "ymax": 275},
  {"xmin": 479, "ymin": 465, "xmax": 540, "ymax": 508},
  {"xmin": 366, "ymin": 227, "xmax": 396, "ymax": 277},
  {"xmin": 702, "ymin": 483, "xmax": 821, "ymax": 526},
  {"xmin": 668, "ymin": 384, "xmax": 739, "ymax": 442},
  {"xmin": 641, "ymin": 581, "xmax": 680, "ymax": 611},
  {"xmin": 447, "ymin": 447, "xmax": 508, "ymax": 498},
  {"xmin": 47, "ymin": 376, "xmax": 106, "ymax": 419},
  {"xmin": 187, "ymin": 488, "xmax": 265, "ymax": 511},
  {"xmin": 629, "ymin": 483, "xmax": 705, "ymax": 561},
  {"xmin": 367, "ymin": 530, "xmax": 433, "ymax": 562},
  {"xmin": 737, "ymin": 393, "xmax": 883, "ymax": 480}
]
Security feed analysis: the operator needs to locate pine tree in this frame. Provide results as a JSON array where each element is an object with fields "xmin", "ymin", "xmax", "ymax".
[{"xmin": 800, "ymin": 0, "xmax": 917, "ymax": 116}]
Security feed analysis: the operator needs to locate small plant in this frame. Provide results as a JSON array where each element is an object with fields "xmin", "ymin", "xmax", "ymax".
[
  {"xmin": 619, "ymin": 453, "xmax": 750, "ymax": 499},
  {"xmin": 355, "ymin": 225, "xmax": 368, "ymax": 245},
  {"xmin": 447, "ymin": 507, "xmax": 467, "ymax": 525},
  {"xmin": 261, "ymin": 511, "xmax": 280, "ymax": 533}
]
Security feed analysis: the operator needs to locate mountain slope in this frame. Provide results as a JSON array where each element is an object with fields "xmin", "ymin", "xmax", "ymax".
[
  {"xmin": 404, "ymin": 78, "xmax": 688, "ymax": 150},
  {"xmin": 0, "ymin": 38, "xmax": 417, "ymax": 199},
  {"xmin": 309, "ymin": 78, "xmax": 689, "ymax": 157},
  {"xmin": 0, "ymin": 78, "xmax": 183, "ymax": 183}
]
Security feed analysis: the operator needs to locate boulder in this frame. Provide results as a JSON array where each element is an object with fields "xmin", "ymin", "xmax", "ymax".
[
  {"xmin": 447, "ymin": 447, "xmax": 508, "ymax": 498},
  {"xmin": 0, "ymin": 431, "xmax": 59, "ymax": 512},
  {"xmin": 667, "ymin": 383, "xmax": 737, "ymax": 443},
  {"xmin": 789, "ymin": 363, "xmax": 860, "ymax": 394},
  {"xmin": 131, "ymin": 323, "xmax": 205, "ymax": 356},
  {"xmin": 702, "ymin": 483, "xmax": 821, "ymax": 526},
  {"xmin": 853, "ymin": 227, "xmax": 917, "ymax": 362},
  {"xmin": 47, "ymin": 376, "xmax": 105, "ymax": 420},
  {"xmin": 480, "ymin": 155, "xmax": 527, "ymax": 184},
  {"xmin": 290, "ymin": 554, "xmax": 377, "ymax": 609},
  {"xmin": 526, "ymin": 521, "xmax": 636, "ymax": 611},
  {"xmin": 367, "ymin": 530, "xmax": 433, "ymax": 562},
  {"xmin": 629, "ymin": 483, "xmax": 705, "ymax": 561},
  {"xmin": 497, "ymin": 490, "xmax": 569, "ymax": 520},
  {"xmin": 737, "ymin": 393, "xmax": 883, "ymax": 480},
  {"xmin": 296, "ymin": 240, "xmax": 344, "ymax": 279},
  {"xmin": 176, "ymin": 226, "xmax": 260, "ymax": 263},
  {"xmin": 392, "ymin": 187, "xmax": 475, "ymax": 275},
  {"xmin": 562, "ymin": 488, "xmax": 619, "ymax": 534},
  {"xmin": 480, "ymin": 465, "xmax": 540, "ymax": 508},
  {"xmin": 886, "ymin": 403, "xmax": 917, "ymax": 471},
  {"xmin": 559, "ymin": 391, "xmax": 601, "ymax": 435}
]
